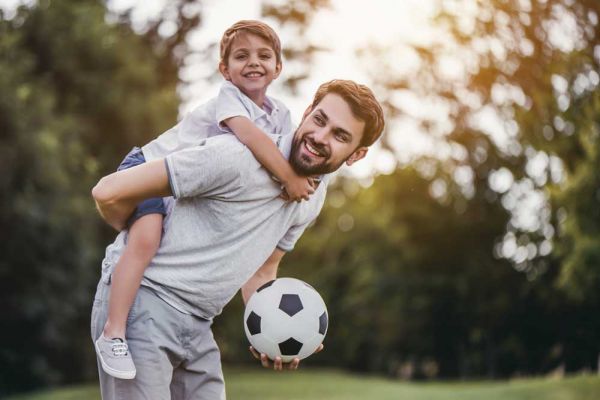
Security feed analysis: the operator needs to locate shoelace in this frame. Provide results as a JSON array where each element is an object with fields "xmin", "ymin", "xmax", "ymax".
[{"xmin": 111, "ymin": 341, "xmax": 129, "ymax": 357}]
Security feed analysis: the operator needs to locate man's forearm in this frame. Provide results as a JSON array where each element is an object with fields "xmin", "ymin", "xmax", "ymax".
[
  {"xmin": 241, "ymin": 248, "xmax": 285, "ymax": 304},
  {"xmin": 92, "ymin": 159, "xmax": 172, "ymax": 230}
]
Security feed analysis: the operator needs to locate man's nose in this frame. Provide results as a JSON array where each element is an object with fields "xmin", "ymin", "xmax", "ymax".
[{"xmin": 312, "ymin": 127, "xmax": 329, "ymax": 144}]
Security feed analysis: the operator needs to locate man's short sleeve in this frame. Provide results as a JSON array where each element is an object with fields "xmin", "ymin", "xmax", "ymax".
[
  {"xmin": 277, "ymin": 219, "xmax": 314, "ymax": 252},
  {"xmin": 165, "ymin": 136, "xmax": 247, "ymax": 199},
  {"xmin": 215, "ymin": 81, "xmax": 253, "ymax": 131}
]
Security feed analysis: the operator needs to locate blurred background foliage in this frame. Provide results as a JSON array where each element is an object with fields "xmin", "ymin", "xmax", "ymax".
[{"xmin": 1, "ymin": 0, "xmax": 599, "ymax": 396}]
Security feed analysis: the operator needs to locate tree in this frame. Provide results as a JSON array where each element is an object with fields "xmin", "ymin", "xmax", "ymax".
[
  {"xmin": 0, "ymin": 0, "xmax": 197, "ymax": 394},
  {"xmin": 358, "ymin": 0, "xmax": 600, "ymax": 373}
]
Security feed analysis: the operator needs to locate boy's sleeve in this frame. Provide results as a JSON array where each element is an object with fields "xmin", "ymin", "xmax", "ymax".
[
  {"xmin": 165, "ymin": 136, "xmax": 247, "ymax": 199},
  {"xmin": 215, "ymin": 82, "xmax": 254, "ymax": 131}
]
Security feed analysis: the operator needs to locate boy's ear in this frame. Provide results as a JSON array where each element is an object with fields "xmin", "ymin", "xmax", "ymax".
[
  {"xmin": 346, "ymin": 147, "xmax": 368, "ymax": 166},
  {"xmin": 273, "ymin": 62, "xmax": 282, "ymax": 79},
  {"xmin": 219, "ymin": 62, "xmax": 231, "ymax": 80}
]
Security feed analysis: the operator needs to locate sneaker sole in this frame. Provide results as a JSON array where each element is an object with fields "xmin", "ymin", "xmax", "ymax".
[{"xmin": 94, "ymin": 340, "xmax": 137, "ymax": 380}]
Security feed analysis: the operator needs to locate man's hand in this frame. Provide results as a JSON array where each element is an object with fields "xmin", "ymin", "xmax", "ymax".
[{"xmin": 249, "ymin": 344, "xmax": 324, "ymax": 371}]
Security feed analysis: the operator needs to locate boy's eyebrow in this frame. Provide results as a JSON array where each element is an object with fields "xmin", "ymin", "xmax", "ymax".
[
  {"xmin": 315, "ymin": 109, "xmax": 353, "ymax": 139},
  {"xmin": 232, "ymin": 47, "xmax": 274, "ymax": 53}
]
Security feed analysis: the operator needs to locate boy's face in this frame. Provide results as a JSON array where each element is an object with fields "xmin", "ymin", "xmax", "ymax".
[
  {"xmin": 219, "ymin": 33, "xmax": 281, "ymax": 103},
  {"xmin": 290, "ymin": 93, "xmax": 368, "ymax": 176}
]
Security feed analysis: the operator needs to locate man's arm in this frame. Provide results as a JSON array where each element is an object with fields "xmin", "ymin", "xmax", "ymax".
[
  {"xmin": 91, "ymin": 159, "xmax": 172, "ymax": 231},
  {"xmin": 241, "ymin": 248, "xmax": 285, "ymax": 304}
]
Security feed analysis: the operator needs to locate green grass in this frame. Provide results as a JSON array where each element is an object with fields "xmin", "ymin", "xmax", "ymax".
[{"xmin": 7, "ymin": 369, "xmax": 600, "ymax": 400}]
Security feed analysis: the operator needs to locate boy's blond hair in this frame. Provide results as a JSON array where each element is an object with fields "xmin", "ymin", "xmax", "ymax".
[
  {"xmin": 220, "ymin": 20, "xmax": 282, "ymax": 66},
  {"xmin": 311, "ymin": 80, "xmax": 385, "ymax": 147}
]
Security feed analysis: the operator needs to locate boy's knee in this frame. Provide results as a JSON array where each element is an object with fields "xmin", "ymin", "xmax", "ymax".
[{"xmin": 129, "ymin": 215, "xmax": 163, "ymax": 255}]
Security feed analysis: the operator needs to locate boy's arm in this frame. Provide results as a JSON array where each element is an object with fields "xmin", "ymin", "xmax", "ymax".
[
  {"xmin": 92, "ymin": 159, "xmax": 171, "ymax": 231},
  {"xmin": 224, "ymin": 117, "xmax": 314, "ymax": 201}
]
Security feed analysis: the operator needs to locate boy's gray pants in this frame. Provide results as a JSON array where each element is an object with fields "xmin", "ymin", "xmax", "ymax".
[{"xmin": 91, "ymin": 276, "xmax": 226, "ymax": 400}]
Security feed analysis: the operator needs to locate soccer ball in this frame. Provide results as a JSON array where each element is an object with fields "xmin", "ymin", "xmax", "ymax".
[{"xmin": 244, "ymin": 277, "xmax": 328, "ymax": 363}]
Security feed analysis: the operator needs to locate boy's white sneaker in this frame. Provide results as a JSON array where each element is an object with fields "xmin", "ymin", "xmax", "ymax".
[{"xmin": 94, "ymin": 335, "xmax": 136, "ymax": 379}]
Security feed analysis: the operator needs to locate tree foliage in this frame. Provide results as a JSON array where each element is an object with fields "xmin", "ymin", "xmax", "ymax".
[{"xmin": 0, "ymin": 0, "xmax": 193, "ymax": 394}]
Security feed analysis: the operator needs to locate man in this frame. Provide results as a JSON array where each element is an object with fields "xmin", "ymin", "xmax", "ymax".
[{"xmin": 91, "ymin": 79, "xmax": 384, "ymax": 399}]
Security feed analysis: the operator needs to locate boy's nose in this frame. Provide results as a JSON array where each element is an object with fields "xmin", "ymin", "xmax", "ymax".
[{"xmin": 248, "ymin": 55, "xmax": 259, "ymax": 66}]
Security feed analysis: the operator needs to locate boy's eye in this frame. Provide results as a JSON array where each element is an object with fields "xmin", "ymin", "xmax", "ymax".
[{"xmin": 314, "ymin": 115, "xmax": 325, "ymax": 126}]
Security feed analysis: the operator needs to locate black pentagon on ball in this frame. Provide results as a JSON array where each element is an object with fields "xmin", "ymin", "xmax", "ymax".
[
  {"xmin": 256, "ymin": 280, "xmax": 275, "ymax": 292},
  {"xmin": 278, "ymin": 337, "xmax": 303, "ymax": 356},
  {"xmin": 246, "ymin": 311, "xmax": 261, "ymax": 335},
  {"xmin": 319, "ymin": 311, "xmax": 328, "ymax": 335},
  {"xmin": 279, "ymin": 294, "xmax": 303, "ymax": 316}
]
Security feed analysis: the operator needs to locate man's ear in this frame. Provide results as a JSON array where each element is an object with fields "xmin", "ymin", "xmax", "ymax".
[
  {"xmin": 346, "ymin": 147, "xmax": 368, "ymax": 166},
  {"xmin": 219, "ymin": 62, "xmax": 231, "ymax": 80}
]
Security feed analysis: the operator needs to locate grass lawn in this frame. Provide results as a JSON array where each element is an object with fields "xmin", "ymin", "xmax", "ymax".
[{"xmin": 7, "ymin": 368, "xmax": 600, "ymax": 400}]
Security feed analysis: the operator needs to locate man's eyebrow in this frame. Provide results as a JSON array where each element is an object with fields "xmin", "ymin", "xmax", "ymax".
[{"xmin": 316, "ymin": 109, "xmax": 353, "ymax": 138}]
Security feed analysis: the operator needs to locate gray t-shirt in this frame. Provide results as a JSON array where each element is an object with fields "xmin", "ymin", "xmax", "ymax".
[{"xmin": 101, "ymin": 133, "xmax": 328, "ymax": 319}]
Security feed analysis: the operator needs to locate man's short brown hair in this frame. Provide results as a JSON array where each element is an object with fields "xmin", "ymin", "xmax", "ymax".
[
  {"xmin": 220, "ymin": 20, "xmax": 282, "ymax": 66},
  {"xmin": 311, "ymin": 80, "xmax": 385, "ymax": 147}
]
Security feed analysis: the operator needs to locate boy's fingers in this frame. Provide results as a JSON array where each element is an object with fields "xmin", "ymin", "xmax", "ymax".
[{"xmin": 314, "ymin": 344, "xmax": 324, "ymax": 354}]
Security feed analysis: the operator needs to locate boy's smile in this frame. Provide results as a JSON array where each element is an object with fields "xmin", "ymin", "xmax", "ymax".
[{"xmin": 219, "ymin": 33, "xmax": 281, "ymax": 108}]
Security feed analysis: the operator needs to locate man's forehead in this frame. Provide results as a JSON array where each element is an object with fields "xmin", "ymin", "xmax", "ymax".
[{"xmin": 312, "ymin": 93, "xmax": 365, "ymax": 140}]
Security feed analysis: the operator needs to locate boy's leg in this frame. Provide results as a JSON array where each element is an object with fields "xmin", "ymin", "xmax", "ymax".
[
  {"xmin": 96, "ymin": 213, "xmax": 163, "ymax": 380},
  {"xmin": 102, "ymin": 213, "xmax": 163, "ymax": 339},
  {"xmin": 92, "ymin": 282, "xmax": 184, "ymax": 400}
]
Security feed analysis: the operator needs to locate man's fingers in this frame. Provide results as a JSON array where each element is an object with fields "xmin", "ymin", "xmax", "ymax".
[
  {"xmin": 288, "ymin": 358, "xmax": 300, "ymax": 370},
  {"xmin": 249, "ymin": 346, "xmax": 260, "ymax": 360},
  {"xmin": 274, "ymin": 356, "xmax": 283, "ymax": 371},
  {"xmin": 260, "ymin": 353, "xmax": 271, "ymax": 368},
  {"xmin": 314, "ymin": 343, "xmax": 324, "ymax": 354}
]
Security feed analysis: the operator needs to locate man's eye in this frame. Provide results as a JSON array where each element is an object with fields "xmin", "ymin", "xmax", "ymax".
[
  {"xmin": 335, "ymin": 133, "xmax": 349, "ymax": 142},
  {"xmin": 314, "ymin": 116, "xmax": 325, "ymax": 125}
]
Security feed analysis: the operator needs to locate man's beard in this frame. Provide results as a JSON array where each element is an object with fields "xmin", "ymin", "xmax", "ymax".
[{"xmin": 289, "ymin": 133, "xmax": 344, "ymax": 176}]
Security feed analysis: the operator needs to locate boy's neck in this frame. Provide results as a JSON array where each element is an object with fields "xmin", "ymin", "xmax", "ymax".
[{"xmin": 240, "ymin": 87, "xmax": 267, "ymax": 109}]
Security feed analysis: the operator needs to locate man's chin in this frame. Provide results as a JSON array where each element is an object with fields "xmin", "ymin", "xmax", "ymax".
[{"xmin": 291, "ymin": 159, "xmax": 335, "ymax": 176}]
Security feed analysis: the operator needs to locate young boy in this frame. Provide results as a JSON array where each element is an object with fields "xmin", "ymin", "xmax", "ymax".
[{"xmin": 94, "ymin": 20, "xmax": 315, "ymax": 379}]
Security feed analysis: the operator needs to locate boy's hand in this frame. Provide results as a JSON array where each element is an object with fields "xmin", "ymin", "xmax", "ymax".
[
  {"xmin": 281, "ymin": 174, "xmax": 316, "ymax": 202},
  {"xmin": 249, "ymin": 344, "xmax": 324, "ymax": 371}
]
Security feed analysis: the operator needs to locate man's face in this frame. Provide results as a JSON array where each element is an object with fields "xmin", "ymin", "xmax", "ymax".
[{"xmin": 290, "ymin": 93, "xmax": 368, "ymax": 176}]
